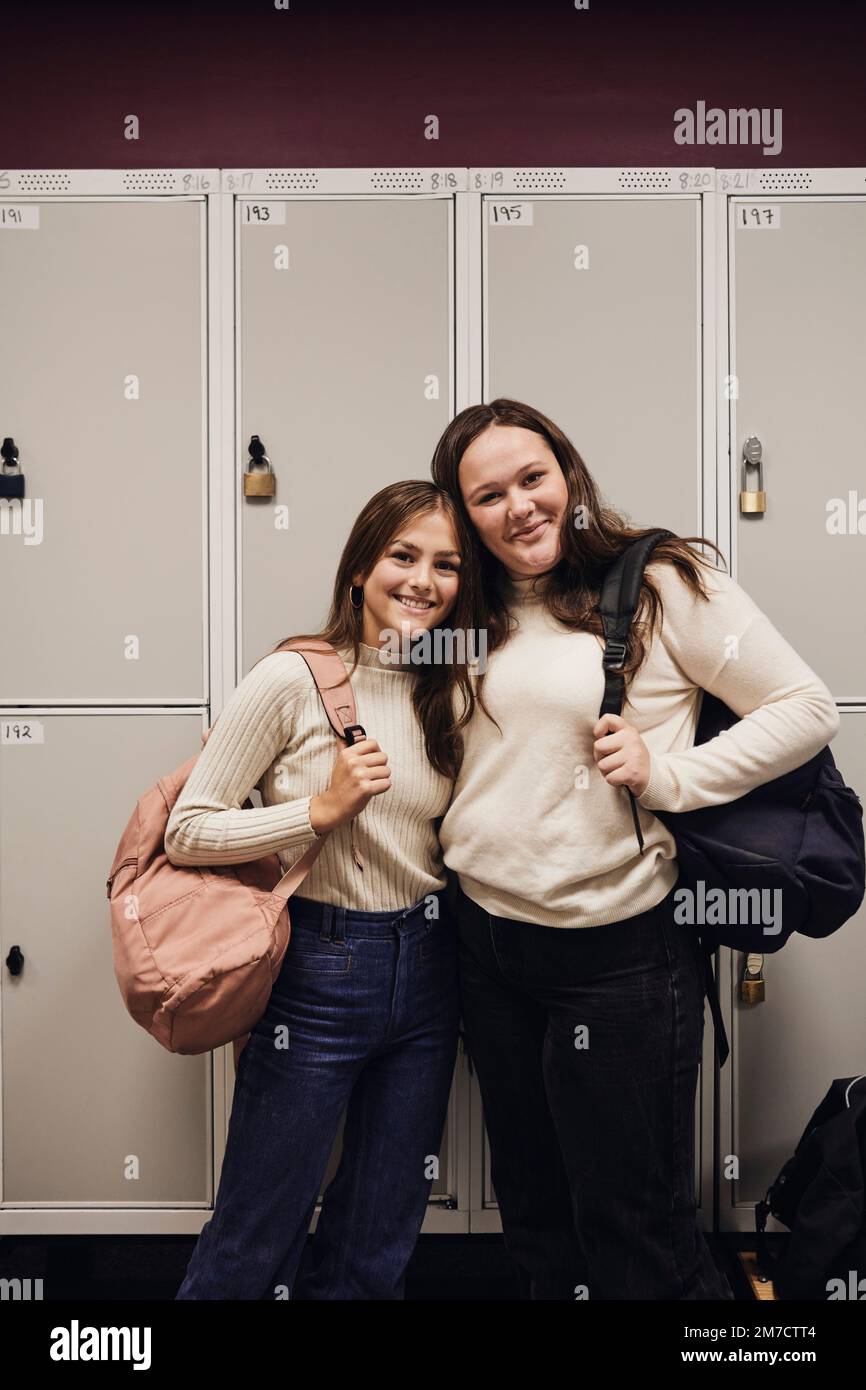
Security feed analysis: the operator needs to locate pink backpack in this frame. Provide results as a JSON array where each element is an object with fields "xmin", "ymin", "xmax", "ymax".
[{"xmin": 106, "ymin": 641, "xmax": 363, "ymax": 1065}]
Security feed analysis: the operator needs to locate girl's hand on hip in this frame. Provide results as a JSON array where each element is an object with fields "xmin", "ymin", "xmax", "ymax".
[{"xmin": 592, "ymin": 714, "xmax": 651, "ymax": 798}]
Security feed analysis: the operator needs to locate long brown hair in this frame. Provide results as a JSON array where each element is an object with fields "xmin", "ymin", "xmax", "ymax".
[
  {"xmin": 266, "ymin": 480, "xmax": 482, "ymax": 782},
  {"xmin": 430, "ymin": 397, "xmax": 727, "ymax": 728}
]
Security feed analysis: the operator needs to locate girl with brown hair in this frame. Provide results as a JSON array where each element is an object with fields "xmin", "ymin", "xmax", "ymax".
[
  {"xmin": 167, "ymin": 480, "xmax": 482, "ymax": 1300},
  {"xmin": 430, "ymin": 398, "xmax": 839, "ymax": 1300}
]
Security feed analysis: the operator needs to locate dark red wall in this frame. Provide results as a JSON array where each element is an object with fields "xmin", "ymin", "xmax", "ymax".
[{"xmin": 2, "ymin": 0, "xmax": 864, "ymax": 169}]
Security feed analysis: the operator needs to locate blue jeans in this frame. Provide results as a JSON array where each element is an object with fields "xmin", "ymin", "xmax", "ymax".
[
  {"xmin": 176, "ymin": 890, "xmax": 460, "ymax": 1300},
  {"xmin": 454, "ymin": 878, "xmax": 735, "ymax": 1301}
]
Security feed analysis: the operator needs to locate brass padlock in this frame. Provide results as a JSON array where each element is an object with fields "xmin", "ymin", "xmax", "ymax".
[
  {"xmin": 740, "ymin": 976, "xmax": 765, "ymax": 1004},
  {"xmin": 740, "ymin": 436, "xmax": 766, "ymax": 514},
  {"xmin": 740, "ymin": 951, "xmax": 766, "ymax": 1004},
  {"xmin": 243, "ymin": 434, "xmax": 276, "ymax": 497}
]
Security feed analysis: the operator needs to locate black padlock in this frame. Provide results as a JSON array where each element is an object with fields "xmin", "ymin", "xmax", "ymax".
[{"xmin": 0, "ymin": 438, "xmax": 25, "ymax": 499}]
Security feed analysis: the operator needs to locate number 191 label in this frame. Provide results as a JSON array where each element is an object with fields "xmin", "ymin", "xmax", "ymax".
[{"xmin": 0, "ymin": 204, "xmax": 40, "ymax": 229}]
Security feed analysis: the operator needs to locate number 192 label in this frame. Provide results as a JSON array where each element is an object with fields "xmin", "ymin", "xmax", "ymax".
[{"xmin": 2, "ymin": 719, "xmax": 45, "ymax": 743}]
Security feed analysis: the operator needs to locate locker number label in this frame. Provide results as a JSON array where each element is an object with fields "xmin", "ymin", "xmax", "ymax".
[
  {"xmin": 2, "ymin": 719, "xmax": 45, "ymax": 743},
  {"xmin": 489, "ymin": 201, "xmax": 534, "ymax": 226},
  {"xmin": 242, "ymin": 202, "xmax": 286, "ymax": 225},
  {"xmin": 0, "ymin": 204, "xmax": 40, "ymax": 229},
  {"xmin": 736, "ymin": 204, "xmax": 781, "ymax": 229}
]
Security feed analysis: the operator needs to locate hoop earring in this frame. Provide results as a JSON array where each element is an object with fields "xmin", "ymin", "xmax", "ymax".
[{"xmin": 349, "ymin": 584, "xmax": 364, "ymax": 610}]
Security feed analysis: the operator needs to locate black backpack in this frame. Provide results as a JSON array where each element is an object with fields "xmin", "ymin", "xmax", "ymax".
[
  {"xmin": 755, "ymin": 1075, "xmax": 866, "ymax": 1300},
  {"xmin": 597, "ymin": 530, "xmax": 866, "ymax": 1065}
]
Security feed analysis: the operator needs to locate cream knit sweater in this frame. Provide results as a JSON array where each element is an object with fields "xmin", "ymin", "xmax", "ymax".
[
  {"xmin": 165, "ymin": 558, "xmax": 840, "ymax": 927},
  {"xmin": 438, "ymin": 558, "xmax": 840, "ymax": 927},
  {"xmin": 164, "ymin": 642, "xmax": 453, "ymax": 913}
]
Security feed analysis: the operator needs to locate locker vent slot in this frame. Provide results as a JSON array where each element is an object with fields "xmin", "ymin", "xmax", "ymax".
[
  {"xmin": 264, "ymin": 172, "xmax": 319, "ymax": 192},
  {"xmin": 122, "ymin": 172, "xmax": 180, "ymax": 193},
  {"xmin": 618, "ymin": 171, "xmax": 674, "ymax": 191},
  {"xmin": 16, "ymin": 173, "xmax": 72, "ymax": 193},
  {"xmin": 370, "ymin": 171, "xmax": 428, "ymax": 191},
  {"xmin": 756, "ymin": 172, "xmax": 813, "ymax": 191},
  {"xmin": 511, "ymin": 170, "xmax": 567, "ymax": 190}
]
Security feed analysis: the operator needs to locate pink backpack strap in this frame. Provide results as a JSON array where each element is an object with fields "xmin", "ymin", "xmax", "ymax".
[
  {"xmin": 199, "ymin": 639, "xmax": 366, "ymax": 900},
  {"xmin": 267, "ymin": 640, "xmax": 365, "ymax": 900},
  {"xmin": 279, "ymin": 639, "xmax": 363, "ymax": 744}
]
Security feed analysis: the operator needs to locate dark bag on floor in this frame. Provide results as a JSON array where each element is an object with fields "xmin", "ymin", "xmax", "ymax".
[
  {"xmin": 755, "ymin": 1075, "xmax": 866, "ymax": 1300},
  {"xmin": 597, "ymin": 530, "xmax": 866, "ymax": 1066}
]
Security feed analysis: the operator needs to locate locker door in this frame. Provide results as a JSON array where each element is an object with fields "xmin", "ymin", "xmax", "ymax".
[
  {"xmin": 238, "ymin": 196, "xmax": 454, "ymax": 670},
  {"xmin": 484, "ymin": 195, "xmax": 703, "ymax": 535},
  {"xmin": 0, "ymin": 199, "xmax": 206, "ymax": 702},
  {"xmin": 0, "ymin": 713, "xmax": 211, "ymax": 1207},
  {"xmin": 475, "ymin": 191, "xmax": 710, "ymax": 1228},
  {"xmin": 236, "ymin": 193, "xmax": 463, "ymax": 1226},
  {"xmin": 723, "ymin": 713, "xmax": 866, "ymax": 1227},
  {"xmin": 729, "ymin": 198, "xmax": 866, "ymax": 696},
  {"xmin": 723, "ymin": 195, "xmax": 866, "ymax": 1230}
]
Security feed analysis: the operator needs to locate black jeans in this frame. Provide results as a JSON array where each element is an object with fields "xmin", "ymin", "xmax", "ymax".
[{"xmin": 454, "ymin": 878, "xmax": 735, "ymax": 1301}]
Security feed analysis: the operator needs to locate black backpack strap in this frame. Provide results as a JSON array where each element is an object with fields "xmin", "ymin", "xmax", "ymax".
[
  {"xmin": 596, "ymin": 530, "xmax": 730, "ymax": 1070},
  {"xmin": 754, "ymin": 1190, "xmax": 776, "ymax": 1281},
  {"xmin": 597, "ymin": 530, "xmax": 677, "ymax": 855},
  {"xmin": 696, "ymin": 932, "xmax": 730, "ymax": 1068},
  {"xmin": 597, "ymin": 528, "xmax": 677, "ymax": 718}
]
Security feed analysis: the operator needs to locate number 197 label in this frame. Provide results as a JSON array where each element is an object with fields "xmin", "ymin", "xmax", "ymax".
[{"xmin": 737, "ymin": 204, "xmax": 781, "ymax": 229}]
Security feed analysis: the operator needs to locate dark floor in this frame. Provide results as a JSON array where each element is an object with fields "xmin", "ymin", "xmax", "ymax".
[{"xmin": 0, "ymin": 1231, "xmax": 776, "ymax": 1301}]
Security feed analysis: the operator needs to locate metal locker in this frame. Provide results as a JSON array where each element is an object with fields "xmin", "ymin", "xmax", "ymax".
[
  {"xmin": 0, "ymin": 711, "xmax": 212, "ymax": 1210},
  {"xmin": 0, "ymin": 198, "xmax": 207, "ymax": 703},
  {"xmin": 729, "ymin": 197, "xmax": 866, "ymax": 698},
  {"xmin": 473, "ymin": 182, "xmax": 712, "ymax": 1229},
  {"xmin": 721, "ymin": 711, "xmax": 866, "ymax": 1229},
  {"xmin": 1, "ymin": 180, "xmax": 216, "ymax": 1232},
  {"xmin": 234, "ymin": 186, "xmax": 465, "ymax": 1228},
  {"xmin": 482, "ymin": 194, "xmax": 703, "ymax": 537},
  {"xmin": 238, "ymin": 195, "xmax": 456, "ymax": 671},
  {"xmin": 721, "ymin": 187, "xmax": 866, "ymax": 1231}
]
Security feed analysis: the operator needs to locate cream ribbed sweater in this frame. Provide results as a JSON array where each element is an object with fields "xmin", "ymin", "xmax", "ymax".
[
  {"xmin": 438, "ymin": 558, "xmax": 841, "ymax": 928},
  {"xmin": 164, "ymin": 642, "xmax": 452, "ymax": 913}
]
